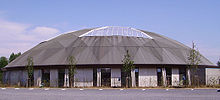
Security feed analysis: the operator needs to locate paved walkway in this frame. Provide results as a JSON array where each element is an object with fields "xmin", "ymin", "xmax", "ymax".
[{"xmin": 0, "ymin": 88, "xmax": 220, "ymax": 100}]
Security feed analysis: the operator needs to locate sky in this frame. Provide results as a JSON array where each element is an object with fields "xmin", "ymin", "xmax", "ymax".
[{"xmin": 0, "ymin": 0, "xmax": 219, "ymax": 64}]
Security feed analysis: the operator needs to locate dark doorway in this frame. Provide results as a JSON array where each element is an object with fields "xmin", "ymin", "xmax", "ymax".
[
  {"xmin": 166, "ymin": 67, "xmax": 172, "ymax": 86},
  {"xmin": 179, "ymin": 67, "xmax": 187, "ymax": 85},
  {"xmin": 135, "ymin": 68, "xmax": 139, "ymax": 87},
  {"xmin": 29, "ymin": 74, "xmax": 34, "ymax": 87},
  {"xmin": 42, "ymin": 69, "xmax": 50, "ymax": 87},
  {"xmin": 93, "ymin": 68, "xmax": 97, "ymax": 87},
  {"xmin": 101, "ymin": 68, "xmax": 111, "ymax": 87},
  {"xmin": 58, "ymin": 69, "xmax": 65, "ymax": 87},
  {"xmin": 157, "ymin": 67, "xmax": 163, "ymax": 86},
  {"xmin": 121, "ymin": 70, "xmax": 126, "ymax": 87},
  {"xmin": 219, "ymin": 79, "xmax": 220, "ymax": 85}
]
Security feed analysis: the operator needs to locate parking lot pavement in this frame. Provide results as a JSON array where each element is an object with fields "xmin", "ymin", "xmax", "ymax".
[{"xmin": 0, "ymin": 88, "xmax": 220, "ymax": 100}]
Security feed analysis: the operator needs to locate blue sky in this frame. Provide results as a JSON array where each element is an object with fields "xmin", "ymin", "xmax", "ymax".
[{"xmin": 0, "ymin": 0, "xmax": 219, "ymax": 64}]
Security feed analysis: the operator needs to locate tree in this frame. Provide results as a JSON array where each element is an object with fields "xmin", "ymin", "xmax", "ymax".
[
  {"xmin": 122, "ymin": 50, "xmax": 135, "ymax": 88},
  {"xmin": 217, "ymin": 58, "xmax": 220, "ymax": 67},
  {"xmin": 187, "ymin": 42, "xmax": 201, "ymax": 87},
  {"xmin": 0, "ymin": 56, "xmax": 8, "ymax": 83},
  {"xmin": 26, "ymin": 56, "xmax": 34, "ymax": 87},
  {"xmin": 67, "ymin": 56, "xmax": 77, "ymax": 88},
  {"xmin": 9, "ymin": 52, "xmax": 21, "ymax": 63},
  {"xmin": 0, "ymin": 57, "xmax": 8, "ymax": 68}
]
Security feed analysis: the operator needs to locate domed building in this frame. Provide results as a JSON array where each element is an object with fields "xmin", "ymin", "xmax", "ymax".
[{"xmin": 2, "ymin": 26, "xmax": 216, "ymax": 87}]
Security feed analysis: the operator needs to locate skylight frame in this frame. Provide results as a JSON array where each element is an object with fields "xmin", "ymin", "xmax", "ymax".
[{"xmin": 79, "ymin": 26, "xmax": 153, "ymax": 39}]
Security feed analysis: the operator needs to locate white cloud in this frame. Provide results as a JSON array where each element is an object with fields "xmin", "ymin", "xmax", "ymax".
[
  {"xmin": 31, "ymin": 26, "xmax": 59, "ymax": 37},
  {"xmin": 0, "ymin": 19, "xmax": 30, "ymax": 41},
  {"xmin": 0, "ymin": 19, "xmax": 29, "ymax": 33},
  {"xmin": 0, "ymin": 43, "xmax": 34, "ymax": 58},
  {"xmin": 0, "ymin": 18, "xmax": 60, "ymax": 58}
]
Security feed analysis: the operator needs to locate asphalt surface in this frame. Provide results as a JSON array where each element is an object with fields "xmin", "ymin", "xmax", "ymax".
[{"xmin": 0, "ymin": 88, "xmax": 219, "ymax": 100}]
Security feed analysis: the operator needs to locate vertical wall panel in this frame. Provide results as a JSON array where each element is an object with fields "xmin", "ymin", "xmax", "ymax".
[
  {"xmin": 187, "ymin": 68, "xmax": 191, "ymax": 86},
  {"xmin": 64, "ymin": 69, "xmax": 69, "ymax": 87},
  {"xmin": 9, "ymin": 70, "xmax": 20, "ymax": 86},
  {"xmin": 162, "ymin": 68, "xmax": 166, "ymax": 86},
  {"xmin": 131, "ymin": 69, "xmax": 136, "ymax": 87},
  {"xmin": 50, "ymin": 69, "xmax": 58, "ymax": 87},
  {"xmin": 34, "ymin": 69, "xmax": 42, "ymax": 87},
  {"xmin": 21, "ymin": 70, "xmax": 28, "ymax": 86},
  {"xmin": 139, "ymin": 68, "xmax": 157, "ymax": 87},
  {"xmin": 206, "ymin": 68, "xmax": 220, "ymax": 85},
  {"xmin": 172, "ymin": 68, "xmax": 179, "ymax": 86},
  {"xmin": 111, "ymin": 68, "xmax": 121, "ymax": 87},
  {"xmin": 74, "ymin": 68, "xmax": 93, "ymax": 87},
  {"xmin": 97, "ymin": 68, "xmax": 101, "ymax": 87}
]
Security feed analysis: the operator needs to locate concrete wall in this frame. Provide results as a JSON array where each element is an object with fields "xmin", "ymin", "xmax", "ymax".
[
  {"xmin": 74, "ymin": 68, "xmax": 93, "ymax": 87},
  {"xmin": 139, "ymin": 68, "xmax": 157, "ymax": 87},
  {"xmin": 172, "ymin": 68, "xmax": 179, "ymax": 86},
  {"xmin": 111, "ymin": 68, "xmax": 121, "ymax": 87},
  {"xmin": 50, "ymin": 69, "xmax": 58, "ymax": 87},
  {"xmin": 34, "ymin": 69, "xmax": 42, "ymax": 87},
  {"xmin": 206, "ymin": 68, "xmax": 220, "ymax": 85}
]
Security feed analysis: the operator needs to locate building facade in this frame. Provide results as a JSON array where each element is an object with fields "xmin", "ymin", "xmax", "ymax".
[{"xmin": 2, "ymin": 26, "xmax": 217, "ymax": 87}]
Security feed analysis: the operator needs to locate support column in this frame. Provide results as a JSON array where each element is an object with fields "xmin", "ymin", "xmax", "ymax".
[
  {"xmin": 187, "ymin": 68, "xmax": 191, "ymax": 86},
  {"xmin": 111, "ymin": 68, "xmax": 121, "ymax": 87},
  {"xmin": 50, "ymin": 69, "xmax": 58, "ymax": 87},
  {"xmin": 172, "ymin": 68, "xmax": 179, "ymax": 86},
  {"xmin": 162, "ymin": 68, "xmax": 167, "ymax": 87},
  {"xmin": 64, "ymin": 69, "xmax": 69, "ymax": 87},
  {"xmin": 97, "ymin": 68, "xmax": 101, "ymax": 87},
  {"xmin": 34, "ymin": 69, "xmax": 42, "ymax": 87},
  {"xmin": 131, "ymin": 69, "xmax": 136, "ymax": 87}
]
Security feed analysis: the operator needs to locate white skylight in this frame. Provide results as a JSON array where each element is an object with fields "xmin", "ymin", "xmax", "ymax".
[{"xmin": 79, "ymin": 26, "xmax": 153, "ymax": 39}]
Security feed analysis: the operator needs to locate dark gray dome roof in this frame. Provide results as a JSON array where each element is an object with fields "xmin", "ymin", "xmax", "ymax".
[{"xmin": 5, "ymin": 26, "xmax": 215, "ymax": 68}]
